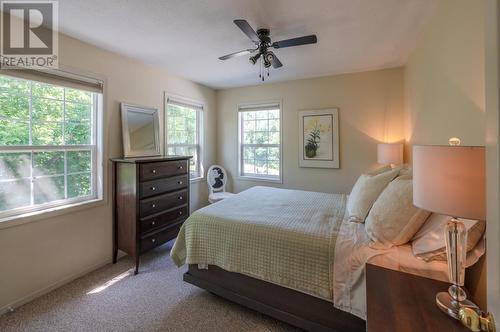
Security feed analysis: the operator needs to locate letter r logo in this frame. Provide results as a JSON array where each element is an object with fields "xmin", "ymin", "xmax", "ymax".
[{"xmin": 1, "ymin": 1, "xmax": 56, "ymax": 55}]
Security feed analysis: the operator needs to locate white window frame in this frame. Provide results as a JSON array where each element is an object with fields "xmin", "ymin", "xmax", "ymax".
[
  {"xmin": 237, "ymin": 101, "xmax": 283, "ymax": 183},
  {"xmin": 0, "ymin": 72, "xmax": 104, "ymax": 222},
  {"xmin": 164, "ymin": 93, "xmax": 204, "ymax": 181}
]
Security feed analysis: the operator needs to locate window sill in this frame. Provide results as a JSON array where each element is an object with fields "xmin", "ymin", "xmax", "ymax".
[
  {"xmin": 0, "ymin": 198, "xmax": 105, "ymax": 230},
  {"xmin": 238, "ymin": 175, "xmax": 282, "ymax": 184}
]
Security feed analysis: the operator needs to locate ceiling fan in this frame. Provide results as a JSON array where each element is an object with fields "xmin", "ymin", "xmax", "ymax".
[{"xmin": 218, "ymin": 19, "xmax": 318, "ymax": 81}]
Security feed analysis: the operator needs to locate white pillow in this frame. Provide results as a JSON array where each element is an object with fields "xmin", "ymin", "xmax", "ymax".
[
  {"xmin": 366, "ymin": 164, "xmax": 392, "ymax": 175},
  {"xmin": 346, "ymin": 168, "xmax": 399, "ymax": 223},
  {"xmin": 411, "ymin": 213, "xmax": 486, "ymax": 262},
  {"xmin": 365, "ymin": 177, "xmax": 430, "ymax": 249}
]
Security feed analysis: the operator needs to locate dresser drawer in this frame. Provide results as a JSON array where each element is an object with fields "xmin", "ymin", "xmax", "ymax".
[
  {"xmin": 140, "ymin": 174, "xmax": 188, "ymax": 199},
  {"xmin": 140, "ymin": 189, "xmax": 188, "ymax": 217},
  {"xmin": 140, "ymin": 205, "xmax": 187, "ymax": 233},
  {"xmin": 140, "ymin": 223, "xmax": 183, "ymax": 253},
  {"xmin": 140, "ymin": 160, "xmax": 188, "ymax": 181}
]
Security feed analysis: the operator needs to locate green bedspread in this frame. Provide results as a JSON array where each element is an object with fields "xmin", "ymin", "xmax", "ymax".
[{"xmin": 171, "ymin": 186, "xmax": 347, "ymax": 300}]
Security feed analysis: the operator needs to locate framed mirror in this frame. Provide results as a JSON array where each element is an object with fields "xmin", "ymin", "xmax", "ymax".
[{"xmin": 121, "ymin": 103, "xmax": 161, "ymax": 157}]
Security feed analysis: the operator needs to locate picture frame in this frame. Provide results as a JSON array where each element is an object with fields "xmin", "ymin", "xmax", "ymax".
[
  {"xmin": 298, "ymin": 108, "xmax": 340, "ymax": 168},
  {"xmin": 120, "ymin": 103, "xmax": 161, "ymax": 158}
]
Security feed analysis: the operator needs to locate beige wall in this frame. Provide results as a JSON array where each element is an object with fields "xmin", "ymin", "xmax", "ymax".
[
  {"xmin": 0, "ymin": 32, "xmax": 216, "ymax": 312},
  {"xmin": 404, "ymin": 0, "xmax": 485, "ymax": 150},
  {"xmin": 217, "ymin": 68, "xmax": 404, "ymax": 195},
  {"xmin": 404, "ymin": 0, "xmax": 487, "ymax": 308},
  {"xmin": 485, "ymin": 0, "xmax": 500, "ymax": 322}
]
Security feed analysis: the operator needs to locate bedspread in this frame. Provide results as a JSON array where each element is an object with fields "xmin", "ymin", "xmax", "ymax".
[{"xmin": 171, "ymin": 186, "xmax": 347, "ymax": 300}]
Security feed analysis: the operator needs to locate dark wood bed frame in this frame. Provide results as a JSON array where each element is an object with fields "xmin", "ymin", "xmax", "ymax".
[{"xmin": 184, "ymin": 264, "xmax": 366, "ymax": 332}]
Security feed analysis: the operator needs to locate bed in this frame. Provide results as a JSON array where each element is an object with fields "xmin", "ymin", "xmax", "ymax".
[{"xmin": 170, "ymin": 186, "xmax": 450, "ymax": 332}]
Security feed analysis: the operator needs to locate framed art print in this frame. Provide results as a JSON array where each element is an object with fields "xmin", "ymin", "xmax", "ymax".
[{"xmin": 298, "ymin": 108, "xmax": 339, "ymax": 168}]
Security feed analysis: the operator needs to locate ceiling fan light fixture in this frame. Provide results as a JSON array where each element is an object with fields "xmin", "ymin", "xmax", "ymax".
[{"xmin": 249, "ymin": 53, "xmax": 260, "ymax": 65}]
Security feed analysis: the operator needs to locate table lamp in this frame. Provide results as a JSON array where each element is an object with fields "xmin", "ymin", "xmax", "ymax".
[
  {"xmin": 377, "ymin": 143, "xmax": 403, "ymax": 166},
  {"xmin": 413, "ymin": 144, "xmax": 485, "ymax": 319}
]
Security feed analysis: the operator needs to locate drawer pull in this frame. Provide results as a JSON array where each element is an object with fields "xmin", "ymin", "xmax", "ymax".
[
  {"xmin": 178, "ymin": 165, "xmax": 183, "ymax": 170},
  {"xmin": 152, "ymin": 169, "xmax": 157, "ymax": 174},
  {"xmin": 151, "ymin": 186, "xmax": 156, "ymax": 191},
  {"xmin": 178, "ymin": 181, "xmax": 183, "ymax": 185},
  {"xmin": 179, "ymin": 211, "xmax": 183, "ymax": 215},
  {"xmin": 151, "ymin": 221, "xmax": 156, "ymax": 226},
  {"xmin": 152, "ymin": 203, "xmax": 156, "ymax": 208},
  {"xmin": 151, "ymin": 238, "xmax": 156, "ymax": 243},
  {"xmin": 178, "ymin": 196, "xmax": 183, "ymax": 200}
]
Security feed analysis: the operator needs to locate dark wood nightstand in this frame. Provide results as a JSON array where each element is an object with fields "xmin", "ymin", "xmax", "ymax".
[{"xmin": 366, "ymin": 263, "xmax": 471, "ymax": 332}]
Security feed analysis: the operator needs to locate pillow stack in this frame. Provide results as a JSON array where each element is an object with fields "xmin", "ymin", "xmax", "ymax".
[
  {"xmin": 346, "ymin": 166, "xmax": 400, "ymax": 223},
  {"xmin": 347, "ymin": 165, "xmax": 486, "ymax": 260},
  {"xmin": 411, "ymin": 214, "xmax": 486, "ymax": 261},
  {"xmin": 364, "ymin": 176, "xmax": 430, "ymax": 249}
]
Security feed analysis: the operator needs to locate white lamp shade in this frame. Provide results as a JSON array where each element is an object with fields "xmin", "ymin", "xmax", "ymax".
[
  {"xmin": 413, "ymin": 145, "xmax": 486, "ymax": 220},
  {"xmin": 377, "ymin": 143, "xmax": 403, "ymax": 165}
]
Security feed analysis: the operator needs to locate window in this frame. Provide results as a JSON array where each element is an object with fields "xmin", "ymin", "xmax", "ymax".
[
  {"xmin": 165, "ymin": 96, "xmax": 203, "ymax": 179},
  {"xmin": 238, "ymin": 103, "xmax": 281, "ymax": 182},
  {"xmin": 0, "ymin": 72, "xmax": 102, "ymax": 219}
]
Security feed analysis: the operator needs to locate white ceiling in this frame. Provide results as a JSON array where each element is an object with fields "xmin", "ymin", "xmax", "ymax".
[{"xmin": 57, "ymin": 0, "xmax": 437, "ymax": 89}]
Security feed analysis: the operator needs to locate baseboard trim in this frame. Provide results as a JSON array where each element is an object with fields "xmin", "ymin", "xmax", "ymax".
[{"xmin": 0, "ymin": 256, "xmax": 117, "ymax": 316}]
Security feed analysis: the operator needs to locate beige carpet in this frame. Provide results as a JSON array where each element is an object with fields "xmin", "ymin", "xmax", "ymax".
[{"xmin": 0, "ymin": 241, "xmax": 299, "ymax": 332}]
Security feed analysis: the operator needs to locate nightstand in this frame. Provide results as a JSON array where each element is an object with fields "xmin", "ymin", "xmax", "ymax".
[{"xmin": 366, "ymin": 263, "xmax": 470, "ymax": 332}]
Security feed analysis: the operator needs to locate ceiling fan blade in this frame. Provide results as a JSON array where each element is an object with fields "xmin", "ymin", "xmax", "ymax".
[
  {"xmin": 271, "ymin": 54, "xmax": 283, "ymax": 68},
  {"xmin": 218, "ymin": 48, "xmax": 256, "ymax": 60},
  {"xmin": 234, "ymin": 19, "xmax": 260, "ymax": 44},
  {"xmin": 272, "ymin": 35, "xmax": 317, "ymax": 49}
]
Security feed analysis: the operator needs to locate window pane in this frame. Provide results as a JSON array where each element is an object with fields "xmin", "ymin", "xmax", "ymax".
[
  {"xmin": 268, "ymin": 147, "xmax": 280, "ymax": 160},
  {"xmin": 0, "ymin": 179, "xmax": 31, "ymax": 211},
  {"xmin": 269, "ymin": 119, "xmax": 279, "ymax": 131},
  {"xmin": 33, "ymin": 151, "xmax": 64, "ymax": 176},
  {"xmin": 32, "ymin": 82, "xmax": 64, "ymax": 100},
  {"xmin": 255, "ymin": 159, "xmax": 267, "ymax": 174},
  {"xmin": 66, "ymin": 102, "xmax": 91, "ymax": 122},
  {"xmin": 243, "ymin": 160, "xmax": 255, "ymax": 174},
  {"xmin": 255, "ymin": 111, "xmax": 268, "ymax": 119},
  {"xmin": 0, "ymin": 76, "xmax": 29, "ymax": 93},
  {"xmin": 68, "ymin": 173, "xmax": 91, "ymax": 198},
  {"xmin": 256, "ymin": 120, "xmax": 268, "ymax": 131},
  {"xmin": 32, "ymin": 97, "xmax": 63, "ymax": 122},
  {"xmin": 32, "ymin": 122, "xmax": 63, "ymax": 145},
  {"xmin": 255, "ymin": 147, "xmax": 267, "ymax": 161},
  {"xmin": 243, "ymin": 146, "xmax": 254, "ymax": 160},
  {"xmin": 187, "ymin": 146, "xmax": 198, "ymax": 176},
  {"xmin": 67, "ymin": 150, "xmax": 91, "ymax": 173},
  {"xmin": 34, "ymin": 176, "xmax": 64, "ymax": 204},
  {"xmin": 254, "ymin": 132, "xmax": 268, "ymax": 144},
  {"xmin": 269, "ymin": 132, "xmax": 280, "ymax": 144},
  {"xmin": 0, "ymin": 120, "xmax": 29, "ymax": 145},
  {"xmin": 268, "ymin": 160, "xmax": 279, "ymax": 175},
  {"xmin": 0, "ymin": 92, "xmax": 29, "ymax": 120},
  {"xmin": 268, "ymin": 109, "xmax": 279, "ymax": 119},
  {"xmin": 65, "ymin": 88, "xmax": 91, "ymax": 104},
  {"xmin": 243, "ymin": 120, "xmax": 255, "ymax": 132},
  {"xmin": 243, "ymin": 132, "xmax": 254, "ymax": 144},
  {"xmin": 65, "ymin": 122, "xmax": 91, "ymax": 144},
  {"xmin": 239, "ymin": 107, "xmax": 280, "ymax": 179},
  {"xmin": 0, "ymin": 152, "xmax": 31, "ymax": 180}
]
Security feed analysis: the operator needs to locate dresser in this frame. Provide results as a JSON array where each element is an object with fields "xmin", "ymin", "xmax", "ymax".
[{"xmin": 111, "ymin": 156, "xmax": 191, "ymax": 274}]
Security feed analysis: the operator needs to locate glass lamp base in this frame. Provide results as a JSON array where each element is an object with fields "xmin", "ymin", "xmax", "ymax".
[{"xmin": 436, "ymin": 291, "xmax": 479, "ymax": 319}]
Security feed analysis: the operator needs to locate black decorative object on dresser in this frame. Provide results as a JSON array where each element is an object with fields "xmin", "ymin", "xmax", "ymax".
[{"xmin": 111, "ymin": 156, "xmax": 191, "ymax": 274}]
